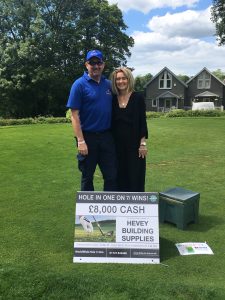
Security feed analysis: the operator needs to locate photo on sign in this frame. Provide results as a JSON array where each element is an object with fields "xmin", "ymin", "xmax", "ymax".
[{"xmin": 75, "ymin": 215, "xmax": 116, "ymax": 242}]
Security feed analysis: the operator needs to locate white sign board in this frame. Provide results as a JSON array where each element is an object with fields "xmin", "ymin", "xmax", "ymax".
[
  {"xmin": 176, "ymin": 242, "xmax": 214, "ymax": 255},
  {"xmin": 192, "ymin": 102, "xmax": 215, "ymax": 110},
  {"xmin": 73, "ymin": 192, "xmax": 160, "ymax": 264}
]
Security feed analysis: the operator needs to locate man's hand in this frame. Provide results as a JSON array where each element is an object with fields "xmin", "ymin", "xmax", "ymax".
[
  {"xmin": 78, "ymin": 142, "xmax": 88, "ymax": 155},
  {"xmin": 79, "ymin": 216, "xmax": 93, "ymax": 233}
]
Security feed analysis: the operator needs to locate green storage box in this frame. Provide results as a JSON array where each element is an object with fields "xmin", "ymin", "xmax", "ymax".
[{"xmin": 159, "ymin": 187, "xmax": 200, "ymax": 230}]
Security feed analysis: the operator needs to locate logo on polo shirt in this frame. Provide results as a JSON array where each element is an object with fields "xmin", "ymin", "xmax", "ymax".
[{"xmin": 106, "ymin": 89, "xmax": 112, "ymax": 95}]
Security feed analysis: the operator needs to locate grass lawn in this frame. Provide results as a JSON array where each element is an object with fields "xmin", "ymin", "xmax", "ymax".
[{"xmin": 1, "ymin": 118, "xmax": 225, "ymax": 300}]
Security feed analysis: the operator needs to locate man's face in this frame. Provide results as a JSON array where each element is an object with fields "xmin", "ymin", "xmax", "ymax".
[{"xmin": 85, "ymin": 58, "xmax": 105, "ymax": 80}]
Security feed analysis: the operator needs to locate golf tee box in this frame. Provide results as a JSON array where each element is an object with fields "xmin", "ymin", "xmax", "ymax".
[
  {"xmin": 159, "ymin": 187, "xmax": 200, "ymax": 230},
  {"xmin": 73, "ymin": 192, "xmax": 160, "ymax": 264}
]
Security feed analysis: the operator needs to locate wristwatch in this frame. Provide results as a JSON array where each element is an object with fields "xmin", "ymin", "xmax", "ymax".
[{"xmin": 140, "ymin": 142, "xmax": 146, "ymax": 146}]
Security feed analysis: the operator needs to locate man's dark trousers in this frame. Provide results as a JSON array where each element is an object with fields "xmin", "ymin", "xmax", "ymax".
[{"xmin": 78, "ymin": 131, "xmax": 117, "ymax": 191}]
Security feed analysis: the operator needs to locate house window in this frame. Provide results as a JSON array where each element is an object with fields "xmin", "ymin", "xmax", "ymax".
[
  {"xmin": 159, "ymin": 71, "xmax": 172, "ymax": 89},
  {"xmin": 152, "ymin": 99, "xmax": 157, "ymax": 107},
  {"xmin": 197, "ymin": 71, "xmax": 211, "ymax": 89}
]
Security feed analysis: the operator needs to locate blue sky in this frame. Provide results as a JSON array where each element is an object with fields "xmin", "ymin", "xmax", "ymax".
[
  {"xmin": 108, "ymin": 0, "xmax": 225, "ymax": 77},
  {"xmin": 123, "ymin": 0, "xmax": 213, "ymax": 34}
]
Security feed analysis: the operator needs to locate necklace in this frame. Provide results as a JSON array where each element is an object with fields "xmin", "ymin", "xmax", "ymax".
[
  {"xmin": 119, "ymin": 101, "xmax": 127, "ymax": 108},
  {"xmin": 118, "ymin": 93, "xmax": 131, "ymax": 108}
]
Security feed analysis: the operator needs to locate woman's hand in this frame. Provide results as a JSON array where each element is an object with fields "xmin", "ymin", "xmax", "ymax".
[{"xmin": 138, "ymin": 145, "xmax": 148, "ymax": 158}]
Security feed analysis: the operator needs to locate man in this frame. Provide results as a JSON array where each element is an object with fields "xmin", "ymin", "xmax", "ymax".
[{"xmin": 67, "ymin": 50, "xmax": 117, "ymax": 191}]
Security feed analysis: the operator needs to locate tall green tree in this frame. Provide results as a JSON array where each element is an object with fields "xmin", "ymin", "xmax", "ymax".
[
  {"xmin": 176, "ymin": 74, "xmax": 190, "ymax": 83},
  {"xmin": 0, "ymin": 0, "xmax": 134, "ymax": 117},
  {"xmin": 134, "ymin": 73, "xmax": 152, "ymax": 92},
  {"xmin": 211, "ymin": 0, "xmax": 225, "ymax": 46},
  {"xmin": 212, "ymin": 68, "xmax": 225, "ymax": 81}
]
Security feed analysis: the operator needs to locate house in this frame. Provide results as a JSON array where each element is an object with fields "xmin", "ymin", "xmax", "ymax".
[
  {"xmin": 144, "ymin": 67, "xmax": 225, "ymax": 111},
  {"xmin": 185, "ymin": 67, "xmax": 225, "ymax": 109}
]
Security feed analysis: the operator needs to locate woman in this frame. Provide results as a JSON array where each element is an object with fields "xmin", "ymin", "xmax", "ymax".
[{"xmin": 111, "ymin": 67, "xmax": 148, "ymax": 192}]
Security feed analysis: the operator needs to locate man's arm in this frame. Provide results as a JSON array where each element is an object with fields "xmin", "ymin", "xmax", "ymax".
[{"xmin": 71, "ymin": 109, "xmax": 88, "ymax": 155}]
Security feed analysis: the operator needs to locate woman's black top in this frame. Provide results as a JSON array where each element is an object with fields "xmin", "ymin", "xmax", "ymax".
[{"xmin": 111, "ymin": 91, "xmax": 148, "ymax": 149}]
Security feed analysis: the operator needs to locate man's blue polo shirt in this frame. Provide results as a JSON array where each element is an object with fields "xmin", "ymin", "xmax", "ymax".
[{"xmin": 67, "ymin": 72, "xmax": 112, "ymax": 132}]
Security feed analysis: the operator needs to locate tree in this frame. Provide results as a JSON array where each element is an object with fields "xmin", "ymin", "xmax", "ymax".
[
  {"xmin": 134, "ymin": 73, "xmax": 152, "ymax": 92},
  {"xmin": 176, "ymin": 74, "xmax": 190, "ymax": 83},
  {"xmin": 211, "ymin": 0, "xmax": 225, "ymax": 46},
  {"xmin": 212, "ymin": 68, "xmax": 225, "ymax": 81},
  {"xmin": 0, "ymin": 0, "xmax": 134, "ymax": 117}
]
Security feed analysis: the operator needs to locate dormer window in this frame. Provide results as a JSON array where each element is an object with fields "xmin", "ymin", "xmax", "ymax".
[
  {"xmin": 159, "ymin": 71, "xmax": 172, "ymax": 89},
  {"xmin": 197, "ymin": 71, "xmax": 211, "ymax": 89}
]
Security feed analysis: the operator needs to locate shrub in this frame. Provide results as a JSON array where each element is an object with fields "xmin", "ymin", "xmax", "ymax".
[
  {"xmin": 0, "ymin": 109, "xmax": 224, "ymax": 127},
  {"xmin": 0, "ymin": 117, "xmax": 69, "ymax": 126},
  {"xmin": 0, "ymin": 118, "xmax": 36, "ymax": 126},
  {"xmin": 146, "ymin": 111, "xmax": 162, "ymax": 118},
  {"xmin": 43, "ymin": 117, "xmax": 69, "ymax": 123},
  {"xmin": 186, "ymin": 109, "xmax": 224, "ymax": 117},
  {"xmin": 66, "ymin": 109, "xmax": 72, "ymax": 120},
  {"xmin": 164, "ymin": 109, "xmax": 186, "ymax": 118},
  {"xmin": 164, "ymin": 109, "xmax": 225, "ymax": 118}
]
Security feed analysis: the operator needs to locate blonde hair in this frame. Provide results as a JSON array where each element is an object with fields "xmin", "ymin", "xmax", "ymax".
[{"xmin": 110, "ymin": 67, "xmax": 135, "ymax": 95}]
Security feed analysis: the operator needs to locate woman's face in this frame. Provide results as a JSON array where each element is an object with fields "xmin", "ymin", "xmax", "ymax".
[{"xmin": 115, "ymin": 71, "xmax": 128, "ymax": 92}]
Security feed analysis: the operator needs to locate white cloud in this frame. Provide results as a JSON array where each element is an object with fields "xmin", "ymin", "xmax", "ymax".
[
  {"xmin": 131, "ymin": 31, "xmax": 198, "ymax": 52},
  {"xmin": 128, "ymin": 31, "xmax": 225, "ymax": 77},
  {"xmin": 126, "ymin": 7, "xmax": 225, "ymax": 77},
  {"xmin": 108, "ymin": 0, "xmax": 198, "ymax": 13},
  {"xmin": 106, "ymin": 2, "xmax": 225, "ymax": 77},
  {"xmin": 148, "ymin": 7, "xmax": 215, "ymax": 38}
]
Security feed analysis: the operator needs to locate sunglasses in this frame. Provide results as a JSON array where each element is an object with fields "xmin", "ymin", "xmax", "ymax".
[{"xmin": 88, "ymin": 61, "xmax": 103, "ymax": 66}]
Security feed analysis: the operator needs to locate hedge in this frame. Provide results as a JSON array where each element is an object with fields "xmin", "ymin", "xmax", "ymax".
[
  {"xmin": 0, "ymin": 116, "xmax": 70, "ymax": 126},
  {"xmin": 0, "ymin": 109, "xmax": 225, "ymax": 126}
]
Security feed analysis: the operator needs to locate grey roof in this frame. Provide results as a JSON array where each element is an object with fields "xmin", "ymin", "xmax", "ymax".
[
  {"xmin": 195, "ymin": 91, "xmax": 219, "ymax": 98},
  {"xmin": 157, "ymin": 91, "xmax": 181, "ymax": 99},
  {"xmin": 144, "ymin": 66, "xmax": 188, "ymax": 88},
  {"xmin": 186, "ymin": 67, "xmax": 225, "ymax": 86}
]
